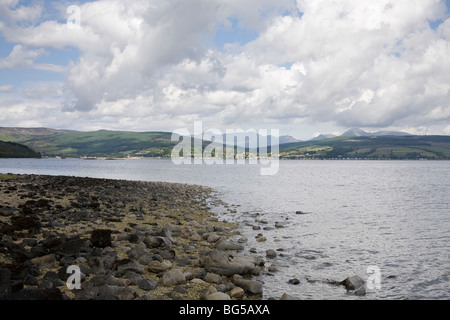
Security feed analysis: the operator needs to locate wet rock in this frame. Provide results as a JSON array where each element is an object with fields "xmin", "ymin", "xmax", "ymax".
[
  {"xmin": 355, "ymin": 286, "xmax": 366, "ymax": 296},
  {"xmin": 232, "ymin": 275, "xmax": 263, "ymax": 295},
  {"xmin": 206, "ymin": 233, "xmax": 222, "ymax": 243},
  {"xmin": 266, "ymin": 249, "xmax": 277, "ymax": 259},
  {"xmin": 288, "ymin": 279, "xmax": 300, "ymax": 285},
  {"xmin": 267, "ymin": 266, "xmax": 278, "ymax": 272},
  {"xmin": 342, "ymin": 275, "xmax": 365, "ymax": 291},
  {"xmin": 238, "ymin": 236, "xmax": 248, "ymax": 243},
  {"xmin": 215, "ymin": 239, "xmax": 244, "ymax": 251},
  {"xmin": 275, "ymin": 222, "xmax": 284, "ymax": 228},
  {"xmin": 280, "ymin": 293, "xmax": 298, "ymax": 300},
  {"xmin": 201, "ymin": 250, "xmax": 261, "ymax": 276}
]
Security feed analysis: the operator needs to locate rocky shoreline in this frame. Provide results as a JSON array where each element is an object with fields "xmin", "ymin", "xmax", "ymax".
[{"xmin": 0, "ymin": 174, "xmax": 269, "ymax": 300}]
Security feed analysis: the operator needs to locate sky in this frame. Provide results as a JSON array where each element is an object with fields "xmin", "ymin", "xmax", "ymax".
[{"xmin": 1, "ymin": 0, "xmax": 450, "ymax": 140}]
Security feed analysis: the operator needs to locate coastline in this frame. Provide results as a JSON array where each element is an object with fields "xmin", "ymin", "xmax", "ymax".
[{"xmin": 0, "ymin": 174, "xmax": 266, "ymax": 300}]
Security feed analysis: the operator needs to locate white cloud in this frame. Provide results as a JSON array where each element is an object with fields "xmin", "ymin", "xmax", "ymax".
[
  {"xmin": 0, "ymin": 84, "xmax": 13, "ymax": 92},
  {"xmin": 0, "ymin": 0, "xmax": 449, "ymax": 137}
]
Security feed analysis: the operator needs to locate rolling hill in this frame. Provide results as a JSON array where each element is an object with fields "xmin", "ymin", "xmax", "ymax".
[
  {"xmin": 0, "ymin": 140, "xmax": 42, "ymax": 158},
  {"xmin": 0, "ymin": 127, "xmax": 449, "ymax": 160},
  {"xmin": 279, "ymin": 135, "xmax": 450, "ymax": 160},
  {"xmin": 0, "ymin": 127, "xmax": 177, "ymax": 158}
]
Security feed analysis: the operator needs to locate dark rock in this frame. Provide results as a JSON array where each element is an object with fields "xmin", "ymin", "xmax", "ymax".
[
  {"xmin": 29, "ymin": 244, "xmax": 47, "ymax": 258},
  {"xmin": 172, "ymin": 285, "xmax": 187, "ymax": 294},
  {"xmin": 0, "ymin": 269, "xmax": 11, "ymax": 296},
  {"xmin": 342, "ymin": 275, "xmax": 365, "ymax": 291},
  {"xmin": 5, "ymin": 241, "xmax": 30, "ymax": 262},
  {"xmin": 144, "ymin": 236, "xmax": 172, "ymax": 249},
  {"xmin": 0, "ymin": 288, "xmax": 49, "ymax": 300},
  {"xmin": 288, "ymin": 278, "xmax": 300, "ymax": 285},
  {"xmin": 58, "ymin": 238, "xmax": 88, "ymax": 256},
  {"xmin": 116, "ymin": 259, "xmax": 143, "ymax": 275},
  {"xmin": 232, "ymin": 275, "xmax": 263, "ymax": 295},
  {"xmin": 42, "ymin": 271, "xmax": 64, "ymax": 288},
  {"xmin": 138, "ymin": 279, "xmax": 157, "ymax": 291},
  {"xmin": 31, "ymin": 253, "xmax": 57, "ymax": 269},
  {"xmin": 0, "ymin": 208, "xmax": 16, "ymax": 217},
  {"xmin": 90, "ymin": 229, "xmax": 112, "ymax": 248},
  {"xmin": 266, "ymin": 249, "xmax": 277, "ymax": 258},
  {"xmin": 122, "ymin": 272, "xmax": 143, "ymax": 285},
  {"xmin": 10, "ymin": 215, "xmax": 41, "ymax": 232},
  {"xmin": 89, "ymin": 274, "xmax": 111, "ymax": 287},
  {"xmin": 114, "ymin": 287, "xmax": 136, "ymax": 300},
  {"xmin": 160, "ymin": 249, "xmax": 176, "ymax": 261}
]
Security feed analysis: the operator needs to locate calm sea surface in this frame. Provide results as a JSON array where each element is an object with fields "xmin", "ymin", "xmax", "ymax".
[{"xmin": 1, "ymin": 158, "xmax": 449, "ymax": 300}]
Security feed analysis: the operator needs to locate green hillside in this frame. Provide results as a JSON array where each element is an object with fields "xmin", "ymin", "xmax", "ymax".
[
  {"xmin": 1, "ymin": 127, "xmax": 450, "ymax": 160},
  {"xmin": 0, "ymin": 140, "xmax": 41, "ymax": 158},
  {"xmin": 0, "ymin": 127, "xmax": 177, "ymax": 158},
  {"xmin": 279, "ymin": 135, "xmax": 450, "ymax": 160}
]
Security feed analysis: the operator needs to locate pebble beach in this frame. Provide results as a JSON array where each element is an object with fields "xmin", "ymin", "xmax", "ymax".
[{"xmin": 0, "ymin": 174, "xmax": 267, "ymax": 300}]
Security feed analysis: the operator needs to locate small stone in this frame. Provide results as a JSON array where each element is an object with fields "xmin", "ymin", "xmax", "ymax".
[
  {"xmin": 207, "ymin": 292, "xmax": 231, "ymax": 300},
  {"xmin": 114, "ymin": 287, "xmax": 136, "ymax": 300},
  {"xmin": 266, "ymin": 249, "xmax": 277, "ymax": 259},
  {"xmin": 117, "ymin": 260, "xmax": 143, "ymax": 275},
  {"xmin": 147, "ymin": 260, "xmax": 168, "ymax": 273},
  {"xmin": 203, "ymin": 272, "xmax": 222, "ymax": 284},
  {"xmin": 268, "ymin": 266, "xmax": 278, "ymax": 272},
  {"xmin": 355, "ymin": 286, "xmax": 366, "ymax": 296},
  {"xmin": 31, "ymin": 254, "xmax": 57, "ymax": 269},
  {"xmin": 288, "ymin": 278, "xmax": 300, "ymax": 285},
  {"xmin": 230, "ymin": 286, "xmax": 245, "ymax": 299},
  {"xmin": 280, "ymin": 293, "xmax": 299, "ymax": 300},
  {"xmin": 191, "ymin": 278, "xmax": 206, "ymax": 285},
  {"xmin": 173, "ymin": 285, "xmax": 188, "ymax": 294},
  {"xmin": 275, "ymin": 222, "xmax": 284, "ymax": 228},
  {"xmin": 138, "ymin": 279, "xmax": 157, "ymax": 291},
  {"xmin": 206, "ymin": 233, "xmax": 222, "ymax": 243},
  {"xmin": 162, "ymin": 269, "xmax": 186, "ymax": 286}
]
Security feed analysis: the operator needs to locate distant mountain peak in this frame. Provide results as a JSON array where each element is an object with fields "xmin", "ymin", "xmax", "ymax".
[
  {"xmin": 341, "ymin": 128, "xmax": 370, "ymax": 137},
  {"xmin": 310, "ymin": 134, "xmax": 337, "ymax": 141},
  {"xmin": 341, "ymin": 128, "xmax": 412, "ymax": 137}
]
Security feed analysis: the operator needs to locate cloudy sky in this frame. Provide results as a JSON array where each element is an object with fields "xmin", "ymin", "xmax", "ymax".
[{"xmin": 1, "ymin": 0, "xmax": 450, "ymax": 140}]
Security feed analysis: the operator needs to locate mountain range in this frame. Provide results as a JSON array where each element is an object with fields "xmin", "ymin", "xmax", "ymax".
[
  {"xmin": 0, "ymin": 127, "xmax": 449, "ymax": 160},
  {"xmin": 311, "ymin": 128, "xmax": 412, "ymax": 141}
]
